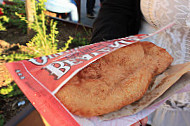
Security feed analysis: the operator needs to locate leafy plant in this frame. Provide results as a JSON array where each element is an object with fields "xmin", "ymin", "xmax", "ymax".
[
  {"xmin": 15, "ymin": 0, "xmax": 73, "ymax": 57},
  {"xmin": 0, "ymin": 0, "xmax": 72, "ymax": 98},
  {"xmin": 0, "ymin": 82, "xmax": 23, "ymax": 98},
  {"xmin": 0, "ymin": 75, "xmax": 22, "ymax": 97},
  {"xmin": 0, "ymin": 8, "xmax": 9, "ymax": 31},
  {"xmin": 0, "ymin": 52, "xmax": 34, "ymax": 62},
  {"xmin": 71, "ymin": 33, "xmax": 90, "ymax": 47},
  {"xmin": 0, "ymin": 0, "xmax": 27, "ymax": 33},
  {"xmin": 1, "ymin": 0, "xmax": 25, "ymax": 16},
  {"xmin": 0, "ymin": 114, "xmax": 4, "ymax": 126}
]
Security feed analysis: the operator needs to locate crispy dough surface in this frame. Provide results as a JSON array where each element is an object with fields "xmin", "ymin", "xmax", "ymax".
[{"xmin": 56, "ymin": 41, "xmax": 173, "ymax": 117}]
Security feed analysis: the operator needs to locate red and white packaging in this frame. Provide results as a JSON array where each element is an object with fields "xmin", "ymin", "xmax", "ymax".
[{"xmin": 6, "ymin": 23, "xmax": 177, "ymax": 126}]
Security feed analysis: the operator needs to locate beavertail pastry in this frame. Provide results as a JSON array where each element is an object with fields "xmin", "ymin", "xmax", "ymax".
[{"xmin": 56, "ymin": 41, "xmax": 173, "ymax": 117}]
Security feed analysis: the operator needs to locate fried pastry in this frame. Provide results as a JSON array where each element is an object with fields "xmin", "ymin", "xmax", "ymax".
[{"xmin": 56, "ymin": 41, "xmax": 173, "ymax": 117}]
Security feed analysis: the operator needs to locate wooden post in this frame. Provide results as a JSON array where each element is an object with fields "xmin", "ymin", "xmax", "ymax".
[{"xmin": 25, "ymin": 0, "xmax": 35, "ymax": 34}]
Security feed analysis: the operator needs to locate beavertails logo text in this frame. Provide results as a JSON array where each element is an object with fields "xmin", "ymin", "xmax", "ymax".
[{"xmin": 28, "ymin": 38, "xmax": 141, "ymax": 80}]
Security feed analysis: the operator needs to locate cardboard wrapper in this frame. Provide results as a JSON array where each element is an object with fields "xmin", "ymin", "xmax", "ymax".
[{"xmin": 5, "ymin": 24, "xmax": 190, "ymax": 126}]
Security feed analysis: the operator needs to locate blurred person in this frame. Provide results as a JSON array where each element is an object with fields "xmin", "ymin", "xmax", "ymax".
[
  {"xmin": 91, "ymin": 0, "xmax": 141, "ymax": 42},
  {"xmin": 45, "ymin": 0, "xmax": 79, "ymax": 22},
  {"xmin": 86, "ymin": 0, "xmax": 104, "ymax": 19}
]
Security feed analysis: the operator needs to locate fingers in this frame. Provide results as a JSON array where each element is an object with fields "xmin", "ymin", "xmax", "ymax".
[
  {"xmin": 140, "ymin": 116, "xmax": 148, "ymax": 126},
  {"xmin": 131, "ymin": 122, "xmax": 140, "ymax": 126},
  {"xmin": 130, "ymin": 116, "xmax": 148, "ymax": 126}
]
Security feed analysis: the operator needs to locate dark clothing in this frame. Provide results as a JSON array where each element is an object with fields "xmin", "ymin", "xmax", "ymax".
[
  {"xmin": 86, "ymin": 0, "xmax": 96, "ymax": 14},
  {"xmin": 91, "ymin": 0, "xmax": 142, "ymax": 43},
  {"xmin": 100, "ymin": 0, "xmax": 104, "ymax": 3}
]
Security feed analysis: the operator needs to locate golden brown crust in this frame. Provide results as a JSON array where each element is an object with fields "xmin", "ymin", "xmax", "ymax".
[{"xmin": 56, "ymin": 41, "xmax": 173, "ymax": 117}]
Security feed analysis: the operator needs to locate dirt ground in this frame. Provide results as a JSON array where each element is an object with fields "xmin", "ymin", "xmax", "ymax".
[{"xmin": 0, "ymin": 20, "xmax": 92, "ymax": 125}]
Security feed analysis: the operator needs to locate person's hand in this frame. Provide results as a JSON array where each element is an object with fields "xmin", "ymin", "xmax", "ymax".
[{"xmin": 130, "ymin": 116, "xmax": 148, "ymax": 126}]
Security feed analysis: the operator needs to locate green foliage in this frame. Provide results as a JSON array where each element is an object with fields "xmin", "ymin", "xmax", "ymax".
[
  {"xmin": 1, "ymin": 0, "xmax": 25, "ymax": 16},
  {"xmin": 0, "ymin": 52, "xmax": 34, "ymax": 62},
  {"xmin": 59, "ymin": 36, "xmax": 73, "ymax": 52},
  {"xmin": 71, "ymin": 33, "xmax": 90, "ymax": 47},
  {"xmin": 15, "ymin": 0, "xmax": 72, "ymax": 57},
  {"xmin": 1, "ymin": 0, "xmax": 73, "ymax": 59},
  {"xmin": 0, "ymin": 76, "xmax": 22, "ymax": 98},
  {"xmin": 0, "ymin": 0, "xmax": 73, "ymax": 61},
  {"xmin": 0, "ymin": 114, "xmax": 4, "ymax": 126},
  {"xmin": 0, "ymin": 82, "xmax": 23, "ymax": 98},
  {"xmin": 0, "ymin": 8, "xmax": 9, "ymax": 31},
  {"xmin": 0, "ymin": 0, "xmax": 27, "ymax": 33},
  {"xmin": 0, "ymin": 0, "xmax": 72, "ymax": 99}
]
